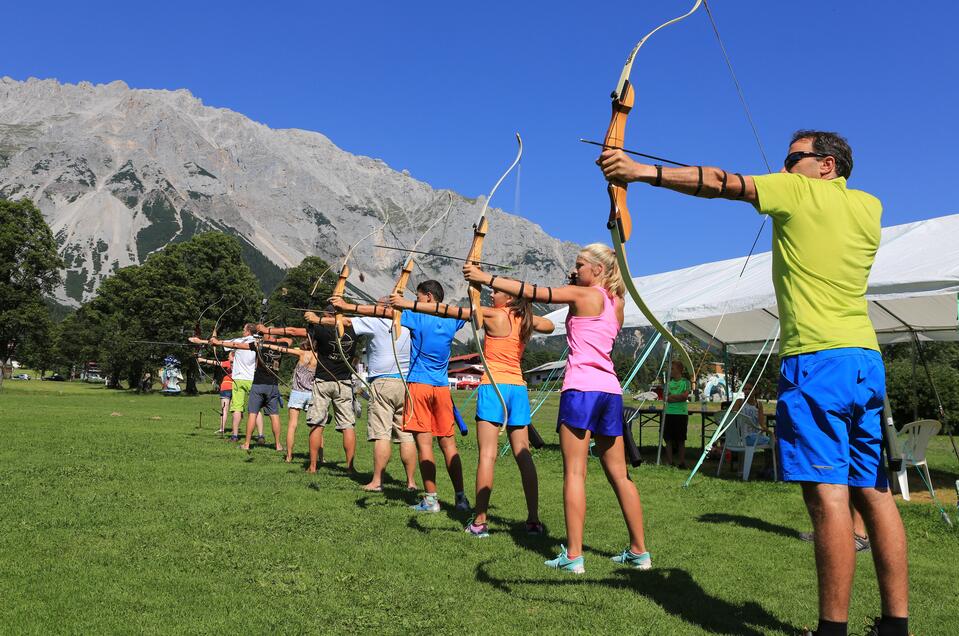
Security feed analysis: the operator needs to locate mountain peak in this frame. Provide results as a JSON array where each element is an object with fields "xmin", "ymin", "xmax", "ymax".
[{"xmin": 0, "ymin": 77, "xmax": 578, "ymax": 305}]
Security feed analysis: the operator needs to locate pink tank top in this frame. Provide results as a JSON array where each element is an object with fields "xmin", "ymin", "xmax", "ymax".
[{"xmin": 561, "ymin": 286, "xmax": 622, "ymax": 394}]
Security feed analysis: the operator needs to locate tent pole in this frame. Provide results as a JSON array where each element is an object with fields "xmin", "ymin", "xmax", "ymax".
[
  {"xmin": 911, "ymin": 345, "xmax": 919, "ymax": 422},
  {"xmin": 911, "ymin": 332, "xmax": 959, "ymax": 464}
]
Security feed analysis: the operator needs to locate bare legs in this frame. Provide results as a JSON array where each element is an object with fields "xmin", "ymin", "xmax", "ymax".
[
  {"xmin": 559, "ymin": 425, "xmax": 647, "ymax": 559},
  {"xmin": 802, "ymin": 483, "xmax": 907, "ymax": 623},
  {"xmin": 219, "ymin": 398, "xmax": 229, "ymax": 433},
  {"xmin": 307, "ymin": 425, "xmax": 323, "ymax": 472},
  {"xmin": 268, "ymin": 414, "xmax": 281, "ymax": 450},
  {"xmin": 663, "ymin": 438, "xmax": 686, "ymax": 467},
  {"xmin": 473, "ymin": 421, "xmax": 539, "ymax": 526},
  {"xmin": 231, "ymin": 410, "xmax": 242, "ymax": 438},
  {"xmin": 413, "ymin": 432, "xmax": 463, "ymax": 495},
  {"xmin": 364, "ymin": 439, "xmax": 417, "ymax": 491},
  {"xmin": 852, "ymin": 487, "xmax": 908, "ymax": 618},
  {"xmin": 286, "ymin": 409, "xmax": 299, "ymax": 462},
  {"xmin": 240, "ymin": 412, "xmax": 257, "ymax": 449},
  {"xmin": 342, "ymin": 428, "xmax": 356, "ymax": 471},
  {"xmin": 306, "ymin": 425, "xmax": 355, "ymax": 473}
]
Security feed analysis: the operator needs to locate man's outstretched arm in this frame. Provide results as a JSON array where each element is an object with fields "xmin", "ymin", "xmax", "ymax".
[{"xmin": 599, "ymin": 149, "xmax": 758, "ymax": 204}]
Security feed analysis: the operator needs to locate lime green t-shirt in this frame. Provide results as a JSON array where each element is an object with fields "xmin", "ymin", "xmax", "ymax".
[
  {"xmin": 664, "ymin": 378, "xmax": 690, "ymax": 415},
  {"xmin": 752, "ymin": 173, "xmax": 881, "ymax": 357}
]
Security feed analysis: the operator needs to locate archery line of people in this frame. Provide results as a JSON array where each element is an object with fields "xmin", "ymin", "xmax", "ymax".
[
  {"xmin": 188, "ymin": 127, "xmax": 907, "ymax": 634},
  {"xmin": 186, "ymin": 245, "xmax": 669, "ymax": 572}
]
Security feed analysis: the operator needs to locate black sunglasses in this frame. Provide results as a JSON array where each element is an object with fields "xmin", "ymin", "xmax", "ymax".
[{"xmin": 784, "ymin": 151, "xmax": 828, "ymax": 171}]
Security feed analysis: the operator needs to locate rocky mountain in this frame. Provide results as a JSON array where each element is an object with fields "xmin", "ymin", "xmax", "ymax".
[{"xmin": 0, "ymin": 77, "xmax": 579, "ymax": 306}]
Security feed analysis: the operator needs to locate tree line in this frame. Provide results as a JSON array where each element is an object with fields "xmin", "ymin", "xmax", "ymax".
[{"xmin": 2, "ymin": 197, "xmax": 957, "ymax": 429}]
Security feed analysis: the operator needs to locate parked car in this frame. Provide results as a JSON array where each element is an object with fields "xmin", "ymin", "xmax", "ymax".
[
  {"xmin": 13, "ymin": 373, "xmax": 30, "ymax": 380},
  {"xmin": 41, "ymin": 373, "xmax": 66, "ymax": 382}
]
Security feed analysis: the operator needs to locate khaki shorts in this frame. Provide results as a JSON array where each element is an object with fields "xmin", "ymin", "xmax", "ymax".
[
  {"xmin": 367, "ymin": 377, "xmax": 414, "ymax": 443},
  {"xmin": 307, "ymin": 379, "xmax": 355, "ymax": 430}
]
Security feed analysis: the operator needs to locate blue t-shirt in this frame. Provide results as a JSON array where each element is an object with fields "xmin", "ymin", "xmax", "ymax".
[{"xmin": 401, "ymin": 311, "xmax": 466, "ymax": 386}]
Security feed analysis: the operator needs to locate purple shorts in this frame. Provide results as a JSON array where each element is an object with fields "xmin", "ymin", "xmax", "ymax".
[{"xmin": 557, "ymin": 390, "xmax": 624, "ymax": 437}]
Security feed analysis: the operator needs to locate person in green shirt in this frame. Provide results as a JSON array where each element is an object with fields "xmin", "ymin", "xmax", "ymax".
[
  {"xmin": 598, "ymin": 130, "xmax": 908, "ymax": 636},
  {"xmin": 662, "ymin": 360, "xmax": 691, "ymax": 467}
]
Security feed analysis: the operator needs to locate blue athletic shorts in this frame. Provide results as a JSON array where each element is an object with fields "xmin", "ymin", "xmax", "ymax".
[
  {"xmin": 287, "ymin": 389, "xmax": 312, "ymax": 410},
  {"xmin": 776, "ymin": 347, "xmax": 888, "ymax": 488},
  {"xmin": 247, "ymin": 383, "xmax": 281, "ymax": 416},
  {"xmin": 475, "ymin": 383, "xmax": 532, "ymax": 426},
  {"xmin": 219, "ymin": 390, "xmax": 232, "ymax": 400},
  {"xmin": 557, "ymin": 390, "xmax": 624, "ymax": 437}
]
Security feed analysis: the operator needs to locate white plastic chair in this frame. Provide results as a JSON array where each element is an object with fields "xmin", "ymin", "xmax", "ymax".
[
  {"xmin": 894, "ymin": 419, "xmax": 941, "ymax": 501},
  {"xmin": 715, "ymin": 411, "xmax": 777, "ymax": 481}
]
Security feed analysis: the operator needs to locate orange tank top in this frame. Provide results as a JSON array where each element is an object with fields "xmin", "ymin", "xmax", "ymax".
[{"xmin": 481, "ymin": 307, "xmax": 526, "ymax": 386}]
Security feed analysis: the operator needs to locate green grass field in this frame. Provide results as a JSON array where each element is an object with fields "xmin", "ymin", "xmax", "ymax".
[{"xmin": 1, "ymin": 379, "xmax": 957, "ymax": 634}]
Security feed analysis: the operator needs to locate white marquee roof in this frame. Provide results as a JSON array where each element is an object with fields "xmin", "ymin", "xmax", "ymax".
[{"xmin": 543, "ymin": 214, "xmax": 959, "ymax": 354}]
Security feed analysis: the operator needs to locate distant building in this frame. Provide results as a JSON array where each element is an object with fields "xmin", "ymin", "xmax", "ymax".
[
  {"xmin": 524, "ymin": 360, "xmax": 566, "ymax": 386},
  {"xmin": 448, "ymin": 353, "xmax": 484, "ymax": 389}
]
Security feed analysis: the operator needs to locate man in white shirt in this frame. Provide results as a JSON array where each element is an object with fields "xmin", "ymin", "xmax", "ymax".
[
  {"xmin": 329, "ymin": 298, "xmax": 418, "ymax": 492},
  {"xmin": 221, "ymin": 325, "xmax": 256, "ymax": 441}
]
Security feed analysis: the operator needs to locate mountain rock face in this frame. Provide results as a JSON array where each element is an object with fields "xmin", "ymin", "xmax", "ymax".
[{"xmin": 0, "ymin": 77, "xmax": 579, "ymax": 305}]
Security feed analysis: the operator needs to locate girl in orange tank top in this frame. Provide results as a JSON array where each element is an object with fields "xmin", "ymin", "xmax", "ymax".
[
  {"xmin": 387, "ymin": 277, "xmax": 555, "ymax": 537},
  {"xmin": 468, "ymin": 286, "xmax": 554, "ymax": 536}
]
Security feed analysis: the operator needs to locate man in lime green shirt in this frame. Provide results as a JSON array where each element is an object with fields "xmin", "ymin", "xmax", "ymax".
[
  {"xmin": 663, "ymin": 360, "xmax": 691, "ymax": 467},
  {"xmin": 599, "ymin": 131, "xmax": 908, "ymax": 636}
]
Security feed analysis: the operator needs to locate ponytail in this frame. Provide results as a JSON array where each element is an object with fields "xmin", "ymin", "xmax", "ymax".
[{"xmin": 579, "ymin": 243, "xmax": 625, "ymax": 299}]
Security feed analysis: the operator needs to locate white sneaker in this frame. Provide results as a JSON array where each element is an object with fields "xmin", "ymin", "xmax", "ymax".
[{"xmin": 411, "ymin": 496, "xmax": 440, "ymax": 513}]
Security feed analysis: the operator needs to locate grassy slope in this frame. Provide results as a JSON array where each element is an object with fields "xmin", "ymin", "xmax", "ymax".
[{"xmin": 0, "ymin": 380, "xmax": 956, "ymax": 635}]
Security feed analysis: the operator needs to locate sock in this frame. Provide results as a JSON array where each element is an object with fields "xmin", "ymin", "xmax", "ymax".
[
  {"xmin": 425, "ymin": 492, "xmax": 437, "ymax": 500},
  {"xmin": 815, "ymin": 619, "xmax": 847, "ymax": 636},
  {"xmin": 878, "ymin": 616, "xmax": 908, "ymax": 636}
]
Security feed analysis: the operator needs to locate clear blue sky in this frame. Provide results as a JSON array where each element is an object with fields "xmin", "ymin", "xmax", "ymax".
[{"xmin": 6, "ymin": 1, "xmax": 957, "ymax": 274}]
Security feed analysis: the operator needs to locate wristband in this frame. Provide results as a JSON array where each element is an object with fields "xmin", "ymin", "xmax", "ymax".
[{"xmin": 693, "ymin": 166, "xmax": 704, "ymax": 196}]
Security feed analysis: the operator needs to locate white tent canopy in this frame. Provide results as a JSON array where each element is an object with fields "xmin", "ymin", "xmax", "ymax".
[{"xmin": 542, "ymin": 214, "xmax": 959, "ymax": 355}]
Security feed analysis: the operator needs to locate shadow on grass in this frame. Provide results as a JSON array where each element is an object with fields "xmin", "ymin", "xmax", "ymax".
[
  {"xmin": 475, "ymin": 560, "xmax": 795, "ymax": 636},
  {"xmin": 698, "ymin": 513, "xmax": 803, "ymax": 540}
]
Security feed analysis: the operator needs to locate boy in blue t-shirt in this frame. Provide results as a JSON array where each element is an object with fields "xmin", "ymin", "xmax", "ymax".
[{"xmin": 341, "ymin": 280, "xmax": 470, "ymax": 513}]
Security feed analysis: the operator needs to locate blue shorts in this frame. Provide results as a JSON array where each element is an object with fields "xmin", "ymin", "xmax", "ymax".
[
  {"xmin": 288, "ymin": 389, "xmax": 312, "ymax": 410},
  {"xmin": 475, "ymin": 383, "xmax": 532, "ymax": 426},
  {"xmin": 777, "ymin": 348, "xmax": 887, "ymax": 488},
  {"xmin": 557, "ymin": 390, "xmax": 624, "ymax": 437},
  {"xmin": 247, "ymin": 383, "xmax": 281, "ymax": 416},
  {"xmin": 219, "ymin": 390, "xmax": 232, "ymax": 400}
]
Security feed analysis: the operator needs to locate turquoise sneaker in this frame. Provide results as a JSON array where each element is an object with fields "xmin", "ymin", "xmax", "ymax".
[
  {"xmin": 544, "ymin": 546, "xmax": 585, "ymax": 574},
  {"xmin": 611, "ymin": 548, "xmax": 651, "ymax": 570},
  {"xmin": 411, "ymin": 495, "xmax": 440, "ymax": 513}
]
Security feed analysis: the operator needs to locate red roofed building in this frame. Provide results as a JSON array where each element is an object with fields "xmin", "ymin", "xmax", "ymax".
[{"xmin": 448, "ymin": 353, "xmax": 483, "ymax": 389}]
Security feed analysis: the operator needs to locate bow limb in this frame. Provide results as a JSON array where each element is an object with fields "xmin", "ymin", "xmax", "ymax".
[
  {"xmin": 194, "ymin": 294, "xmax": 225, "ymax": 393},
  {"xmin": 466, "ymin": 134, "xmax": 522, "ymax": 429},
  {"xmin": 388, "ymin": 193, "xmax": 455, "ymax": 426},
  {"xmin": 255, "ymin": 297, "xmax": 291, "ymax": 389},
  {"xmin": 611, "ymin": 233, "xmax": 695, "ymax": 381},
  {"xmin": 604, "ymin": 0, "xmax": 703, "ymax": 381},
  {"xmin": 210, "ymin": 296, "xmax": 244, "ymax": 370},
  {"xmin": 331, "ymin": 262, "xmax": 377, "ymax": 401}
]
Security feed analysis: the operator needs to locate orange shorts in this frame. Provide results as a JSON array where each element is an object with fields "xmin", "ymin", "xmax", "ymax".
[{"xmin": 403, "ymin": 383, "xmax": 455, "ymax": 437}]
